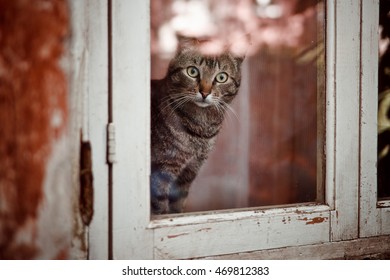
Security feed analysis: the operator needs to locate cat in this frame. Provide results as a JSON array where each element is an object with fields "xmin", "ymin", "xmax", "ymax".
[{"xmin": 151, "ymin": 40, "xmax": 243, "ymax": 214}]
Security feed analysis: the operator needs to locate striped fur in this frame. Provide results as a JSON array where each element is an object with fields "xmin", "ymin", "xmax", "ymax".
[{"xmin": 151, "ymin": 44, "xmax": 243, "ymax": 214}]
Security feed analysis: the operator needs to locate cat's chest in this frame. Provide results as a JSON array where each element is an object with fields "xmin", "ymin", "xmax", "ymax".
[
  {"xmin": 173, "ymin": 117, "xmax": 214, "ymax": 149},
  {"xmin": 175, "ymin": 106, "xmax": 223, "ymax": 138},
  {"xmin": 162, "ymin": 114, "xmax": 213, "ymax": 154}
]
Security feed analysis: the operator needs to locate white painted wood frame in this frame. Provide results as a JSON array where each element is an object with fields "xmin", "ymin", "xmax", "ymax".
[
  {"xmin": 69, "ymin": 0, "xmax": 109, "ymax": 259},
  {"xmin": 360, "ymin": 0, "xmax": 390, "ymax": 237},
  {"xmin": 328, "ymin": 0, "xmax": 361, "ymax": 242},
  {"xmin": 111, "ymin": 0, "xmax": 153, "ymax": 259},
  {"xmin": 107, "ymin": 0, "xmax": 373, "ymax": 260}
]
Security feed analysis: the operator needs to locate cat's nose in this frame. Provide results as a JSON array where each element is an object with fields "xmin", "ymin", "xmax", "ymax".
[
  {"xmin": 200, "ymin": 82, "xmax": 212, "ymax": 99},
  {"xmin": 200, "ymin": 91, "xmax": 211, "ymax": 99}
]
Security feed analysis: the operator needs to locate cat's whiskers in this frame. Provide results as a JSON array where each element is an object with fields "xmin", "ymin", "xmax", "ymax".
[
  {"xmin": 218, "ymin": 99, "xmax": 239, "ymax": 125},
  {"xmin": 208, "ymin": 96, "xmax": 231, "ymax": 127},
  {"xmin": 212, "ymin": 97, "xmax": 226, "ymax": 117},
  {"xmin": 160, "ymin": 93, "xmax": 195, "ymax": 118},
  {"xmin": 170, "ymin": 96, "xmax": 191, "ymax": 113}
]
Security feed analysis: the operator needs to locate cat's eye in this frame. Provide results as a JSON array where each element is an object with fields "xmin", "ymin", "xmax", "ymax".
[
  {"xmin": 215, "ymin": 72, "xmax": 228, "ymax": 83},
  {"xmin": 186, "ymin": 66, "xmax": 199, "ymax": 78}
]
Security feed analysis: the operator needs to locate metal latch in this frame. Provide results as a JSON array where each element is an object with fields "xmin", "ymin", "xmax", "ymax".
[{"xmin": 107, "ymin": 123, "xmax": 116, "ymax": 164}]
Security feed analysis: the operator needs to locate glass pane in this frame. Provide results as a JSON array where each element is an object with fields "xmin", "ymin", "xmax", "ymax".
[
  {"xmin": 151, "ymin": 0, "xmax": 325, "ymax": 214},
  {"xmin": 378, "ymin": 0, "xmax": 390, "ymax": 200}
]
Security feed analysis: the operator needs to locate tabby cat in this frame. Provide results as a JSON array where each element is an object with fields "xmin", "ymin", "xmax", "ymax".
[{"xmin": 151, "ymin": 40, "xmax": 243, "ymax": 214}]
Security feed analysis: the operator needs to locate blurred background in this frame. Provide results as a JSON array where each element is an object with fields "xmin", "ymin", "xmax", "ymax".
[{"xmin": 151, "ymin": 0, "xmax": 325, "ymax": 212}]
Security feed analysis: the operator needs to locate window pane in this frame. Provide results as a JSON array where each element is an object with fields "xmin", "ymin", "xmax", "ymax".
[
  {"xmin": 378, "ymin": 0, "xmax": 390, "ymax": 200},
  {"xmin": 151, "ymin": 0, "xmax": 325, "ymax": 213}
]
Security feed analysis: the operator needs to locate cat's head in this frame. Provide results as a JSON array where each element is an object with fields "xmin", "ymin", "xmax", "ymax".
[{"xmin": 165, "ymin": 39, "xmax": 244, "ymax": 109}]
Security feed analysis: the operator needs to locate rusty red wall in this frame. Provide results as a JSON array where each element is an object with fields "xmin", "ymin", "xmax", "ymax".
[{"xmin": 0, "ymin": 0, "xmax": 71, "ymax": 259}]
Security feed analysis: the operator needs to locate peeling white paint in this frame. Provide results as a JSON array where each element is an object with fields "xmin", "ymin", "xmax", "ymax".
[{"xmin": 37, "ymin": 134, "xmax": 72, "ymax": 259}]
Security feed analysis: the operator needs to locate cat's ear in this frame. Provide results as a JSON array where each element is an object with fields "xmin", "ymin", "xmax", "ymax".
[
  {"xmin": 176, "ymin": 36, "xmax": 219, "ymax": 55},
  {"xmin": 228, "ymin": 33, "xmax": 251, "ymax": 65},
  {"xmin": 227, "ymin": 49, "xmax": 245, "ymax": 69},
  {"xmin": 232, "ymin": 54, "xmax": 245, "ymax": 66},
  {"xmin": 176, "ymin": 35, "xmax": 200, "ymax": 52}
]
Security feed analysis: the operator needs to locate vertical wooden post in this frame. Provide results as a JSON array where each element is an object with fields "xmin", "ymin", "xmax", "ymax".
[{"xmin": 330, "ymin": 0, "xmax": 361, "ymax": 241}]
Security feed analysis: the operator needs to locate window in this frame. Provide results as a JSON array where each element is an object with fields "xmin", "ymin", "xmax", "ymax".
[
  {"xmin": 71, "ymin": 0, "xmax": 390, "ymax": 259},
  {"xmin": 151, "ymin": 0, "xmax": 325, "ymax": 212}
]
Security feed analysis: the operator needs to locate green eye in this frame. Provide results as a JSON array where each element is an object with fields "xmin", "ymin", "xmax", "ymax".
[
  {"xmin": 186, "ymin": 66, "xmax": 199, "ymax": 78},
  {"xmin": 215, "ymin": 72, "xmax": 228, "ymax": 83}
]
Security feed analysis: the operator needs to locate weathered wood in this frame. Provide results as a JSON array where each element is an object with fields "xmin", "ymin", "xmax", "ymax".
[
  {"xmin": 84, "ymin": 0, "xmax": 110, "ymax": 260},
  {"xmin": 111, "ymin": 0, "xmax": 153, "ymax": 259},
  {"xmin": 107, "ymin": 0, "xmax": 388, "ymax": 260},
  {"xmin": 152, "ymin": 205, "xmax": 330, "ymax": 259},
  {"xmin": 198, "ymin": 235, "xmax": 390, "ymax": 260},
  {"xmin": 381, "ymin": 208, "xmax": 390, "ymax": 234},
  {"xmin": 68, "ymin": 0, "xmax": 109, "ymax": 260},
  {"xmin": 359, "ymin": 0, "xmax": 390, "ymax": 238},
  {"xmin": 325, "ymin": 0, "xmax": 336, "ymax": 210},
  {"xmin": 377, "ymin": 200, "xmax": 390, "ymax": 208},
  {"xmin": 68, "ymin": 1, "xmax": 87, "ymax": 260},
  {"xmin": 330, "ymin": 0, "xmax": 361, "ymax": 241},
  {"xmin": 359, "ymin": 0, "xmax": 381, "ymax": 238}
]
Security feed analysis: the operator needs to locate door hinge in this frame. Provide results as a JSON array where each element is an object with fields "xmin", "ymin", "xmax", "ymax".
[{"xmin": 107, "ymin": 123, "xmax": 116, "ymax": 164}]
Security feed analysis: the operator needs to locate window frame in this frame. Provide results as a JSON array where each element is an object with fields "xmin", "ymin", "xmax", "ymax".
[{"xmin": 76, "ymin": 0, "xmax": 390, "ymax": 259}]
